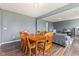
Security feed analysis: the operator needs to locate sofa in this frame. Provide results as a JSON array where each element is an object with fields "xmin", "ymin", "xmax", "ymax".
[{"xmin": 53, "ymin": 33, "xmax": 74, "ymax": 46}]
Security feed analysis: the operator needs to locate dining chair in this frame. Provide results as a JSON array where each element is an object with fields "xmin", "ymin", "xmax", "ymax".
[
  {"xmin": 20, "ymin": 32, "xmax": 29, "ymax": 52},
  {"xmin": 24, "ymin": 35, "xmax": 36, "ymax": 56},
  {"xmin": 38, "ymin": 32, "xmax": 54, "ymax": 56}
]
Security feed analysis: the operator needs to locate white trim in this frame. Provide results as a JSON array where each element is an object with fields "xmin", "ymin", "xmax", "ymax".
[
  {"xmin": 0, "ymin": 43, "xmax": 1, "ymax": 46},
  {"xmin": 0, "ymin": 40, "xmax": 20, "ymax": 46},
  {"xmin": 46, "ymin": 22, "xmax": 48, "ymax": 31}
]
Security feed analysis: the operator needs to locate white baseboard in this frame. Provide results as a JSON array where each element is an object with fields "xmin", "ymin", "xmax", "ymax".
[{"xmin": 0, "ymin": 40, "xmax": 20, "ymax": 46}]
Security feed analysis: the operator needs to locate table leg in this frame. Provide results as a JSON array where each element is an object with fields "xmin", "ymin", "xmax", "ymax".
[{"xmin": 35, "ymin": 42, "xmax": 37, "ymax": 56}]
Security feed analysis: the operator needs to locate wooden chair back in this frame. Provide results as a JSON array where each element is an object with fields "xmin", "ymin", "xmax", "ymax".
[
  {"xmin": 20, "ymin": 32, "xmax": 30, "ymax": 48},
  {"xmin": 45, "ymin": 32, "xmax": 53, "ymax": 43}
]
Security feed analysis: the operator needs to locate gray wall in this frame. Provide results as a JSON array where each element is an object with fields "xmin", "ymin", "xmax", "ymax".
[
  {"xmin": 48, "ymin": 22, "xmax": 54, "ymax": 32},
  {"xmin": 0, "ymin": 9, "xmax": 1, "ymax": 43},
  {"xmin": 1, "ymin": 10, "xmax": 36, "ymax": 43},
  {"xmin": 37, "ymin": 20, "xmax": 54, "ymax": 32},
  {"xmin": 53, "ymin": 19, "xmax": 79, "ymax": 33},
  {"xmin": 37, "ymin": 20, "xmax": 47, "ymax": 31}
]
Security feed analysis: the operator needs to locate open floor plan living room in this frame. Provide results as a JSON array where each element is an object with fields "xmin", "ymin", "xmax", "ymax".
[{"xmin": 0, "ymin": 3, "xmax": 79, "ymax": 56}]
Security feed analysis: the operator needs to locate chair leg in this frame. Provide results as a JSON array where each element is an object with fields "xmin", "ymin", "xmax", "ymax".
[
  {"xmin": 21, "ymin": 43, "xmax": 23, "ymax": 50},
  {"xmin": 23, "ymin": 46, "xmax": 25, "ymax": 52},
  {"xmin": 50, "ymin": 48, "xmax": 52, "ymax": 56},
  {"xmin": 25, "ymin": 46, "xmax": 27, "ymax": 54},
  {"xmin": 23, "ymin": 45, "xmax": 26, "ymax": 52},
  {"xmin": 43, "ymin": 49, "xmax": 45, "ymax": 56},
  {"xmin": 29, "ymin": 49, "xmax": 31, "ymax": 56},
  {"xmin": 50, "ymin": 46, "xmax": 52, "ymax": 56}
]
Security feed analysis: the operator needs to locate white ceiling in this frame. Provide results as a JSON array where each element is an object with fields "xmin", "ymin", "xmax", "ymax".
[
  {"xmin": 0, "ymin": 3, "xmax": 79, "ymax": 22},
  {"xmin": 0, "ymin": 3, "xmax": 68, "ymax": 17},
  {"xmin": 42, "ymin": 7, "xmax": 79, "ymax": 22}
]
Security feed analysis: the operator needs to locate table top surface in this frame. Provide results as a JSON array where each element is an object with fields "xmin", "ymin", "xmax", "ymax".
[{"xmin": 28, "ymin": 34, "xmax": 46, "ymax": 42}]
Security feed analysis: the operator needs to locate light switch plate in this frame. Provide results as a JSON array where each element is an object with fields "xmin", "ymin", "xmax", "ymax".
[{"xmin": 3, "ymin": 27, "xmax": 7, "ymax": 30}]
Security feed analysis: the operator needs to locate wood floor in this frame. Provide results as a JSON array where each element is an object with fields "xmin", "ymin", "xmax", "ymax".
[{"xmin": 0, "ymin": 36, "xmax": 79, "ymax": 56}]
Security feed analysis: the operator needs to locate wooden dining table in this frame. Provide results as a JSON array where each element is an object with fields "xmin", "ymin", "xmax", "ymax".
[{"xmin": 28, "ymin": 34, "xmax": 46, "ymax": 55}]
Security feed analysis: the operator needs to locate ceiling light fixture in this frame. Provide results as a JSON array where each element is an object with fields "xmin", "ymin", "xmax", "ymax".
[
  {"xmin": 33, "ymin": 0, "xmax": 44, "ymax": 7},
  {"xmin": 33, "ymin": 0, "xmax": 40, "ymax": 7},
  {"xmin": 33, "ymin": 3, "xmax": 39, "ymax": 7}
]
